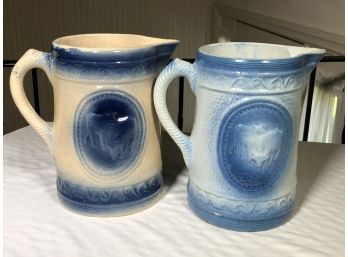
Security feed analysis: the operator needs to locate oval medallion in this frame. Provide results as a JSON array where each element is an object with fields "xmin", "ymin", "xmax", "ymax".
[
  {"xmin": 217, "ymin": 100, "xmax": 292, "ymax": 194},
  {"xmin": 74, "ymin": 91, "xmax": 145, "ymax": 179}
]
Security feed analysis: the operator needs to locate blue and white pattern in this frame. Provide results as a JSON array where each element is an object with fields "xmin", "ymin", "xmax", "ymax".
[
  {"xmin": 52, "ymin": 43, "xmax": 178, "ymax": 82},
  {"xmin": 57, "ymin": 173, "xmax": 162, "ymax": 214},
  {"xmin": 218, "ymin": 100, "xmax": 293, "ymax": 194},
  {"xmin": 198, "ymin": 70, "xmax": 308, "ymax": 93},
  {"xmin": 154, "ymin": 42, "xmax": 324, "ymax": 231},
  {"xmin": 187, "ymin": 182, "xmax": 295, "ymax": 232},
  {"xmin": 74, "ymin": 90, "xmax": 145, "ymax": 179},
  {"xmin": 196, "ymin": 42, "xmax": 325, "ymax": 73}
]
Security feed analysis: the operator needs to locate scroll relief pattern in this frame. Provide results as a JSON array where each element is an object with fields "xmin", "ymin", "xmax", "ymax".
[{"xmin": 199, "ymin": 71, "xmax": 309, "ymax": 92}]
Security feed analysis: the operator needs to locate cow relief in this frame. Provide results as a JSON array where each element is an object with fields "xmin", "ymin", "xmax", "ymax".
[
  {"xmin": 218, "ymin": 100, "xmax": 293, "ymax": 193},
  {"xmin": 74, "ymin": 91, "xmax": 145, "ymax": 177},
  {"xmin": 85, "ymin": 112, "xmax": 136, "ymax": 161},
  {"xmin": 233, "ymin": 123, "xmax": 283, "ymax": 172}
]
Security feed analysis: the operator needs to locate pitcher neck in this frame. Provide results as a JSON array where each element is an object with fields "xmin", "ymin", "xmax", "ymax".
[
  {"xmin": 49, "ymin": 34, "xmax": 179, "ymax": 83},
  {"xmin": 196, "ymin": 42, "xmax": 325, "ymax": 74}
]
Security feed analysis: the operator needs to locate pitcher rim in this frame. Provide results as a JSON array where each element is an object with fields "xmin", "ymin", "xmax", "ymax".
[
  {"xmin": 52, "ymin": 33, "xmax": 179, "ymax": 52},
  {"xmin": 198, "ymin": 42, "xmax": 325, "ymax": 61},
  {"xmin": 196, "ymin": 42, "xmax": 325, "ymax": 72}
]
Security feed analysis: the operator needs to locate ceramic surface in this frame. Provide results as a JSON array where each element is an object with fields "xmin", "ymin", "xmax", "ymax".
[
  {"xmin": 217, "ymin": 100, "xmax": 293, "ymax": 194},
  {"xmin": 154, "ymin": 42, "xmax": 324, "ymax": 231},
  {"xmin": 10, "ymin": 34, "xmax": 179, "ymax": 216},
  {"xmin": 74, "ymin": 90, "xmax": 145, "ymax": 178},
  {"xmin": 4, "ymin": 128, "xmax": 345, "ymax": 256}
]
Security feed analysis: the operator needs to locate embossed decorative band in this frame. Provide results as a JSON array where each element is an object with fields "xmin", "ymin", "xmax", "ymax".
[
  {"xmin": 199, "ymin": 70, "xmax": 309, "ymax": 93},
  {"xmin": 197, "ymin": 42, "xmax": 324, "ymax": 72},
  {"xmin": 52, "ymin": 43, "xmax": 178, "ymax": 82},
  {"xmin": 57, "ymin": 173, "xmax": 162, "ymax": 214},
  {"xmin": 187, "ymin": 182, "xmax": 295, "ymax": 231}
]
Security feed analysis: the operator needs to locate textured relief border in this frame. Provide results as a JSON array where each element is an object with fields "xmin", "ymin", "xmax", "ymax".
[
  {"xmin": 52, "ymin": 43, "xmax": 178, "ymax": 82},
  {"xmin": 52, "ymin": 45, "xmax": 156, "ymax": 82},
  {"xmin": 188, "ymin": 182, "xmax": 295, "ymax": 219},
  {"xmin": 199, "ymin": 69, "xmax": 309, "ymax": 93},
  {"xmin": 57, "ymin": 173, "xmax": 162, "ymax": 209},
  {"xmin": 55, "ymin": 60, "xmax": 155, "ymax": 83}
]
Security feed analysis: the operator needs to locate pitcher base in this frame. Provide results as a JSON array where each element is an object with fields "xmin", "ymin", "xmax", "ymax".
[
  {"xmin": 187, "ymin": 183, "xmax": 295, "ymax": 232},
  {"xmin": 56, "ymin": 173, "xmax": 162, "ymax": 216}
]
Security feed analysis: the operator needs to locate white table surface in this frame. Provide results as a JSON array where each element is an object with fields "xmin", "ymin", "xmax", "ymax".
[{"xmin": 4, "ymin": 127, "xmax": 345, "ymax": 257}]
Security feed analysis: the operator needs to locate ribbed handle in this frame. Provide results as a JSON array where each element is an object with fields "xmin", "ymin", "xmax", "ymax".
[
  {"xmin": 10, "ymin": 49, "xmax": 54, "ymax": 152},
  {"xmin": 154, "ymin": 58, "xmax": 196, "ymax": 168}
]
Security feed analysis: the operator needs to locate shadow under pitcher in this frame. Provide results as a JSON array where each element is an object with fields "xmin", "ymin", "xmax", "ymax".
[
  {"xmin": 154, "ymin": 42, "xmax": 324, "ymax": 231},
  {"xmin": 10, "ymin": 34, "xmax": 179, "ymax": 216}
]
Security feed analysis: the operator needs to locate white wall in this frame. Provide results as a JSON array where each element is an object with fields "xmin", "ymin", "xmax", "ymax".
[
  {"xmin": 4, "ymin": 0, "xmax": 344, "ymax": 141},
  {"xmin": 206, "ymin": 0, "xmax": 345, "ymax": 143},
  {"xmin": 4, "ymin": 0, "xmax": 213, "ymax": 133},
  {"xmin": 216, "ymin": 0, "xmax": 344, "ymax": 36}
]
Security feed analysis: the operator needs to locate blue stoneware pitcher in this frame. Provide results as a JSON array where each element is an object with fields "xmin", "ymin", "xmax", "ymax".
[
  {"xmin": 10, "ymin": 34, "xmax": 179, "ymax": 216},
  {"xmin": 154, "ymin": 42, "xmax": 324, "ymax": 231}
]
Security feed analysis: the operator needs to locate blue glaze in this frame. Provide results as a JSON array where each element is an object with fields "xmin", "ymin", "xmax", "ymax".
[
  {"xmin": 154, "ymin": 42, "xmax": 324, "ymax": 231},
  {"xmin": 196, "ymin": 43, "xmax": 325, "ymax": 73},
  {"xmin": 187, "ymin": 182, "xmax": 295, "ymax": 231},
  {"xmin": 57, "ymin": 173, "xmax": 162, "ymax": 214},
  {"xmin": 218, "ymin": 100, "xmax": 293, "ymax": 194},
  {"xmin": 52, "ymin": 42, "xmax": 178, "ymax": 79},
  {"xmin": 74, "ymin": 90, "xmax": 145, "ymax": 178}
]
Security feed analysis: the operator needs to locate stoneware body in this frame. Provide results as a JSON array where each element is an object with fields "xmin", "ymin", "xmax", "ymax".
[
  {"xmin": 154, "ymin": 42, "xmax": 324, "ymax": 231},
  {"xmin": 10, "ymin": 34, "xmax": 179, "ymax": 216}
]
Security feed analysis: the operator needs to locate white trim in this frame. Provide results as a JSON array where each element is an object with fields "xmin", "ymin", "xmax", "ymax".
[{"xmin": 213, "ymin": 3, "xmax": 344, "ymax": 55}]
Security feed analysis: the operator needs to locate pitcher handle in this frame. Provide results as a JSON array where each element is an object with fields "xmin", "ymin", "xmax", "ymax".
[
  {"xmin": 154, "ymin": 58, "xmax": 197, "ymax": 168},
  {"xmin": 10, "ymin": 49, "xmax": 54, "ymax": 152}
]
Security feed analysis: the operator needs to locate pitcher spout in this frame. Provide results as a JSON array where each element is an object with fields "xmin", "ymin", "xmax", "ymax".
[
  {"xmin": 287, "ymin": 46, "xmax": 326, "ymax": 70},
  {"xmin": 152, "ymin": 38, "xmax": 180, "ymax": 71}
]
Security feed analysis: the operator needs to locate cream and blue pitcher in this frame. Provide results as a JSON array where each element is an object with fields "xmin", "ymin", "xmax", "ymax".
[
  {"xmin": 154, "ymin": 42, "xmax": 324, "ymax": 231},
  {"xmin": 10, "ymin": 34, "xmax": 179, "ymax": 216}
]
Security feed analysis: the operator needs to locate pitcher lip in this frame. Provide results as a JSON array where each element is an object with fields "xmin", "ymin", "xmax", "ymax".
[
  {"xmin": 197, "ymin": 42, "xmax": 325, "ymax": 72},
  {"xmin": 52, "ymin": 33, "xmax": 179, "ymax": 52},
  {"xmin": 198, "ymin": 42, "xmax": 325, "ymax": 60},
  {"xmin": 50, "ymin": 34, "xmax": 179, "ymax": 82}
]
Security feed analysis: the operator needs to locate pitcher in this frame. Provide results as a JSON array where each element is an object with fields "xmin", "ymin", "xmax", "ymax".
[
  {"xmin": 10, "ymin": 34, "xmax": 179, "ymax": 216},
  {"xmin": 154, "ymin": 42, "xmax": 324, "ymax": 231}
]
